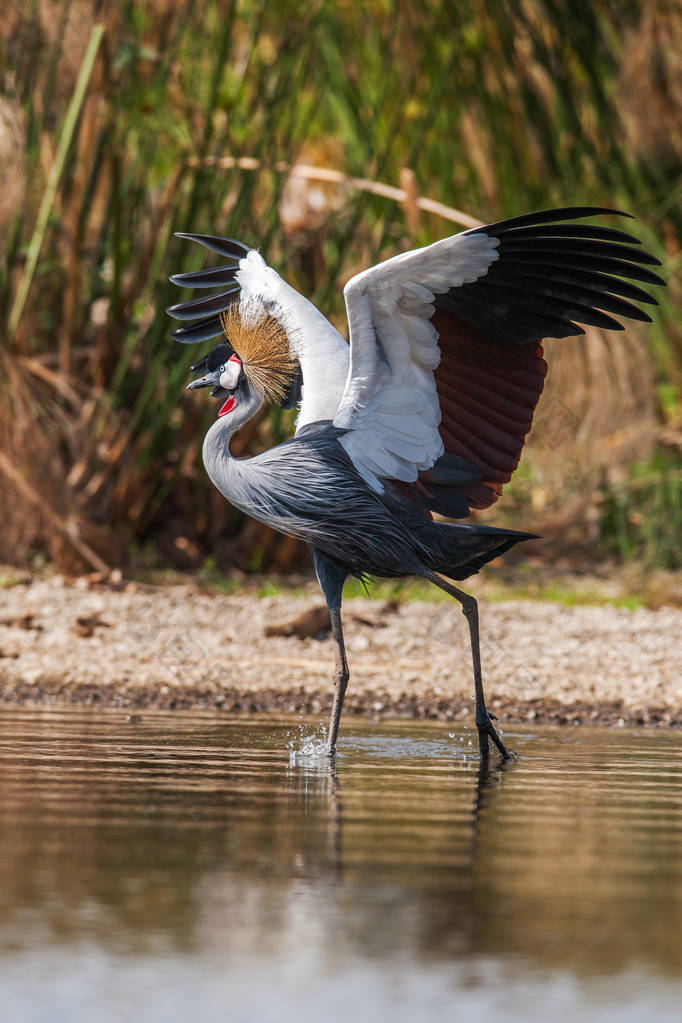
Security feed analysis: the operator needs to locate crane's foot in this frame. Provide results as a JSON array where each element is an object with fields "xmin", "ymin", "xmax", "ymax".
[{"xmin": 477, "ymin": 710, "xmax": 514, "ymax": 761}]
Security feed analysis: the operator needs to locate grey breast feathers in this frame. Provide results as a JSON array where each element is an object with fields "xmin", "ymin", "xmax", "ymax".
[{"xmin": 224, "ymin": 425, "xmax": 424, "ymax": 576}]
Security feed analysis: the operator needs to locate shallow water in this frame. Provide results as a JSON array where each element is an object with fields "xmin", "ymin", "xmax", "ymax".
[{"xmin": 0, "ymin": 708, "xmax": 680, "ymax": 1022}]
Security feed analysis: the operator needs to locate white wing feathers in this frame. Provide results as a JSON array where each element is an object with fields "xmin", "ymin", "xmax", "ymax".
[
  {"xmin": 236, "ymin": 250, "xmax": 349, "ymax": 429},
  {"xmin": 334, "ymin": 231, "xmax": 500, "ymax": 492}
]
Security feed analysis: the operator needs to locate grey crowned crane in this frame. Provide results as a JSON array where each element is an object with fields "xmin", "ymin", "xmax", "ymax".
[{"xmin": 168, "ymin": 207, "xmax": 664, "ymax": 759}]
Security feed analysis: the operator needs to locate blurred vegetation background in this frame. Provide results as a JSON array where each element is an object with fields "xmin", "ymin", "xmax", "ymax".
[{"xmin": 0, "ymin": 0, "xmax": 680, "ymax": 581}]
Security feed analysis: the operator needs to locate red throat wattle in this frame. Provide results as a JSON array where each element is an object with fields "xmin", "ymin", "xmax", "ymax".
[{"xmin": 218, "ymin": 396, "xmax": 237, "ymax": 418}]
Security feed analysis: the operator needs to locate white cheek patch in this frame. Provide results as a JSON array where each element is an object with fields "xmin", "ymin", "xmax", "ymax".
[{"xmin": 219, "ymin": 356, "xmax": 242, "ymax": 390}]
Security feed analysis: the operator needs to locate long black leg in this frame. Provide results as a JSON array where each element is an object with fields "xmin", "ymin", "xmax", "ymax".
[
  {"xmin": 423, "ymin": 571, "xmax": 512, "ymax": 760},
  {"xmin": 327, "ymin": 608, "xmax": 350, "ymax": 754},
  {"xmin": 310, "ymin": 548, "xmax": 349, "ymax": 755}
]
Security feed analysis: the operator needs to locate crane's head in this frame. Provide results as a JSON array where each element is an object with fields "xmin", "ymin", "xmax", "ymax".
[
  {"xmin": 186, "ymin": 342, "xmax": 247, "ymax": 418},
  {"xmin": 185, "ymin": 307, "xmax": 301, "ymax": 418}
]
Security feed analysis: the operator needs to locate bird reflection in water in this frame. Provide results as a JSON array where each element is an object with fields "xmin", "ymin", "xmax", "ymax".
[{"xmin": 289, "ymin": 738, "xmax": 516, "ymax": 891}]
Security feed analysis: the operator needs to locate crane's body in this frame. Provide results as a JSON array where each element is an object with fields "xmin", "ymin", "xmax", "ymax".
[
  {"xmin": 203, "ymin": 414, "xmax": 531, "ymax": 583},
  {"xmin": 169, "ymin": 207, "xmax": 664, "ymax": 759}
]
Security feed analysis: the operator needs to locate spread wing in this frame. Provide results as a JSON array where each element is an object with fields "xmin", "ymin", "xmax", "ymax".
[
  {"xmin": 168, "ymin": 235, "xmax": 349, "ymax": 426},
  {"xmin": 333, "ymin": 207, "xmax": 664, "ymax": 514}
]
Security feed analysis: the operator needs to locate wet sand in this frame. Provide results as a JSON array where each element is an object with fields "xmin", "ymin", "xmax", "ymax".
[{"xmin": 1, "ymin": 573, "xmax": 681, "ymax": 727}]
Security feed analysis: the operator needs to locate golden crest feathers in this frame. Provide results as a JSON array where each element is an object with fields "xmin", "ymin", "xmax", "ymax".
[{"xmin": 219, "ymin": 304, "xmax": 297, "ymax": 404}]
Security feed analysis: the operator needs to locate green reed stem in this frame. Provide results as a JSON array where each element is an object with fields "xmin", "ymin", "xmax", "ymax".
[{"xmin": 7, "ymin": 23, "xmax": 106, "ymax": 342}]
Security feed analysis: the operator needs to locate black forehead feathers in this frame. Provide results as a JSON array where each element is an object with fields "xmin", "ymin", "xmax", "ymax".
[
  {"xmin": 190, "ymin": 342, "xmax": 234, "ymax": 374},
  {"xmin": 206, "ymin": 343, "xmax": 234, "ymax": 371}
]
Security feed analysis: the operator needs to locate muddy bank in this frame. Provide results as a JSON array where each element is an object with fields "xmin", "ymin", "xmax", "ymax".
[{"xmin": 1, "ymin": 573, "xmax": 681, "ymax": 728}]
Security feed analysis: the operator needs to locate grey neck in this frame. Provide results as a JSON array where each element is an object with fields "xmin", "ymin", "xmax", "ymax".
[{"xmin": 202, "ymin": 389, "xmax": 264, "ymax": 483}]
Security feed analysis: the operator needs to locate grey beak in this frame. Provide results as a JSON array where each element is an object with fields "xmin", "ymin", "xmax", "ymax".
[{"xmin": 186, "ymin": 372, "xmax": 219, "ymax": 390}]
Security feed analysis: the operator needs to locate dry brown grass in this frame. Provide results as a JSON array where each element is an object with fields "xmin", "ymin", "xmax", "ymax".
[
  {"xmin": 0, "ymin": 97, "xmax": 26, "ymax": 244},
  {"xmin": 619, "ymin": 0, "xmax": 682, "ymax": 166}
]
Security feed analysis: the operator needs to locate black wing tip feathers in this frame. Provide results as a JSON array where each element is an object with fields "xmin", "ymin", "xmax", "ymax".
[
  {"xmin": 499, "ymin": 238, "xmax": 661, "ymax": 267},
  {"xmin": 442, "ymin": 204, "xmax": 665, "ymax": 344},
  {"xmin": 165, "ymin": 287, "xmax": 240, "ymax": 321},
  {"xmin": 170, "ymin": 314, "xmax": 224, "ymax": 344},
  {"xmin": 174, "ymin": 232, "xmax": 251, "ymax": 259},
  {"xmin": 168, "ymin": 264, "xmax": 240, "ymax": 288},
  {"xmin": 492, "ymin": 223, "xmax": 645, "ymax": 246},
  {"xmin": 469, "ymin": 206, "xmax": 635, "ymax": 237},
  {"xmin": 169, "ymin": 232, "xmax": 249, "ymax": 344}
]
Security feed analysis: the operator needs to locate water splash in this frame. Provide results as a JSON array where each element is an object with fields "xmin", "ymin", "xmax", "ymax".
[
  {"xmin": 447, "ymin": 729, "xmax": 477, "ymax": 760},
  {"xmin": 286, "ymin": 721, "xmax": 329, "ymax": 765}
]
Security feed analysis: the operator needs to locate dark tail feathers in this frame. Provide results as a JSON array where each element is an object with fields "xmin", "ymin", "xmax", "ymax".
[{"xmin": 428, "ymin": 521, "xmax": 539, "ymax": 581}]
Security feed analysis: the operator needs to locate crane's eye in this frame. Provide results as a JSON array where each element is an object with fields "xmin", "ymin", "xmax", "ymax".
[{"xmin": 219, "ymin": 359, "xmax": 242, "ymax": 391}]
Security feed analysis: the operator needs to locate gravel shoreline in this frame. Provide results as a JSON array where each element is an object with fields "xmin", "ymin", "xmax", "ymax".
[{"xmin": 1, "ymin": 574, "xmax": 681, "ymax": 728}]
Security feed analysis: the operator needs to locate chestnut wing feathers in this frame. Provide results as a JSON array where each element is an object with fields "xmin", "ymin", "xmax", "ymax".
[{"xmin": 336, "ymin": 207, "xmax": 663, "ymax": 516}]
